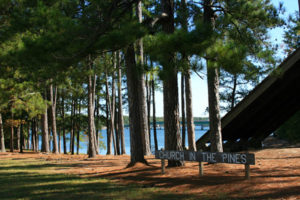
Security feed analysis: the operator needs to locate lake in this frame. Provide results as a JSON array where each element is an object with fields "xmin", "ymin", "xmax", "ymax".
[{"xmin": 46, "ymin": 126, "xmax": 208, "ymax": 155}]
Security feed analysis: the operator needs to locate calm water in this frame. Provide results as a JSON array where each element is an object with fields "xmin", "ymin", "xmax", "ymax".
[{"xmin": 45, "ymin": 126, "xmax": 208, "ymax": 155}]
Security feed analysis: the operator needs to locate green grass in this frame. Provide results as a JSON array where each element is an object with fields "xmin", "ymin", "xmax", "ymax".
[{"xmin": 0, "ymin": 157, "xmax": 199, "ymax": 200}]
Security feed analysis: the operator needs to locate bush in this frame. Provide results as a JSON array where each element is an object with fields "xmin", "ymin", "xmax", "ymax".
[{"xmin": 276, "ymin": 110, "xmax": 300, "ymax": 143}]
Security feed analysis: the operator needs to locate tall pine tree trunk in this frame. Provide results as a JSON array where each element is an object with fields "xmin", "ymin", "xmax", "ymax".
[
  {"xmin": 105, "ymin": 68, "xmax": 117, "ymax": 155},
  {"xmin": 180, "ymin": 0, "xmax": 189, "ymax": 150},
  {"xmin": 77, "ymin": 100, "xmax": 81, "ymax": 155},
  {"xmin": 185, "ymin": 70, "xmax": 196, "ymax": 151},
  {"xmin": 95, "ymin": 95, "xmax": 100, "ymax": 152},
  {"xmin": 117, "ymin": 51, "xmax": 126, "ymax": 155},
  {"xmin": 92, "ymin": 73, "xmax": 99, "ymax": 155},
  {"xmin": 20, "ymin": 124, "xmax": 24, "ymax": 153},
  {"xmin": 70, "ymin": 98, "xmax": 75, "ymax": 154},
  {"xmin": 35, "ymin": 120, "xmax": 39, "ymax": 151},
  {"xmin": 31, "ymin": 119, "xmax": 36, "ymax": 151},
  {"xmin": 0, "ymin": 113, "xmax": 5, "ymax": 152},
  {"xmin": 48, "ymin": 127, "xmax": 51, "ymax": 151},
  {"xmin": 161, "ymin": 0, "xmax": 183, "ymax": 167},
  {"xmin": 105, "ymin": 70, "xmax": 113, "ymax": 155},
  {"xmin": 111, "ymin": 59, "xmax": 117, "ymax": 155},
  {"xmin": 115, "ymin": 103, "xmax": 120, "ymax": 155},
  {"xmin": 105, "ymin": 74, "xmax": 112, "ymax": 155},
  {"xmin": 125, "ymin": 44, "xmax": 147, "ymax": 165},
  {"xmin": 146, "ymin": 74, "xmax": 152, "ymax": 149},
  {"xmin": 181, "ymin": 74, "xmax": 186, "ymax": 149},
  {"xmin": 10, "ymin": 113, "xmax": 14, "ymax": 152},
  {"xmin": 50, "ymin": 83, "xmax": 59, "ymax": 154},
  {"xmin": 17, "ymin": 125, "xmax": 20, "ymax": 150},
  {"xmin": 27, "ymin": 123, "xmax": 30, "ymax": 150},
  {"xmin": 32, "ymin": 118, "xmax": 39, "ymax": 152},
  {"xmin": 136, "ymin": 1, "xmax": 151, "ymax": 156},
  {"xmin": 42, "ymin": 110, "xmax": 50, "ymax": 153},
  {"xmin": 42, "ymin": 90, "xmax": 50, "ymax": 153},
  {"xmin": 61, "ymin": 93, "xmax": 67, "ymax": 154},
  {"xmin": 87, "ymin": 58, "xmax": 97, "ymax": 158},
  {"xmin": 204, "ymin": 0, "xmax": 223, "ymax": 152},
  {"xmin": 10, "ymin": 126, "xmax": 14, "ymax": 152},
  {"xmin": 152, "ymin": 79, "xmax": 158, "ymax": 151},
  {"xmin": 58, "ymin": 127, "xmax": 61, "ymax": 153},
  {"xmin": 206, "ymin": 62, "xmax": 223, "ymax": 152}
]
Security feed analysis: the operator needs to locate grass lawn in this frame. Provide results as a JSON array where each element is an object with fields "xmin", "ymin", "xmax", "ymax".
[{"xmin": 0, "ymin": 157, "xmax": 199, "ymax": 200}]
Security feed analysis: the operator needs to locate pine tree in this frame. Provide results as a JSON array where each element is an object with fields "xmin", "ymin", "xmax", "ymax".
[
  {"xmin": 136, "ymin": 0, "xmax": 151, "ymax": 156},
  {"xmin": 117, "ymin": 51, "xmax": 126, "ymax": 155},
  {"xmin": 0, "ymin": 113, "xmax": 5, "ymax": 152},
  {"xmin": 50, "ymin": 82, "xmax": 59, "ymax": 154},
  {"xmin": 125, "ymin": 43, "xmax": 148, "ymax": 164},
  {"xmin": 161, "ymin": 0, "xmax": 184, "ymax": 167},
  {"xmin": 283, "ymin": 12, "xmax": 300, "ymax": 55}
]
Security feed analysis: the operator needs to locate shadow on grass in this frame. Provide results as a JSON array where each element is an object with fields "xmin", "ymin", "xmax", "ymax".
[
  {"xmin": 96, "ymin": 164, "xmax": 300, "ymax": 199},
  {"xmin": 0, "ymin": 163, "xmax": 78, "ymax": 171},
  {"xmin": 0, "ymin": 161, "xmax": 200, "ymax": 200}
]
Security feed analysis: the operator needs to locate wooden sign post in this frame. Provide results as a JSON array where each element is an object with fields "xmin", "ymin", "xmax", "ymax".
[
  {"xmin": 161, "ymin": 159, "xmax": 165, "ymax": 174},
  {"xmin": 155, "ymin": 150, "xmax": 255, "ymax": 179},
  {"xmin": 199, "ymin": 150, "xmax": 204, "ymax": 177},
  {"xmin": 160, "ymin": 148, "xmax": 165, "ymax": 174}
]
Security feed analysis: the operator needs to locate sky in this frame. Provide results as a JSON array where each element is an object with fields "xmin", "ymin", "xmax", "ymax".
[{"xmin": 150, "ymin": 0, "xmax": 299, "ymax": 117}]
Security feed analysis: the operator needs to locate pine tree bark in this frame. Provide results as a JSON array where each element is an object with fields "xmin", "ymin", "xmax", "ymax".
[
  {"xmin": 48, "ymin": 126, "xmax": 51, "ymax": 151},
  {"xmin": 58, "ymin": 127, "xmax": 61, "ymax": 153},
  {"xmin": 95, "ymin": 95, "xmax": 100, "ymax": 152},
  {"xmin": 117, "ymin": 51, "xmax": 126, "ymax": 155},
  {"xmin": 185, "ymin": 70, "xmax": 196, "ymax": 151},
  {"xmin": 136, "ymin": 1, "xmax": 151, "ymax": 156},
  {"xmin": 42, "ymin": 90, "xmax": 50, "ymax": 153},
  {"xmin": 87, "ymin": 58, "xmax": 97, "ymax": 158},
  {"xmin": 27, "ymin": 124, "xmax": 30, "ymax": 150},
  {"xmin": 32, "ymin": 118, "xmax": 39, "ymax": 151},
  {"xmin": 17, "ymin": 125, "xmax": 20, "ymax": 150},
  {"xmin": 207, "ymin": 63, "xmax": 223, "ymax": 152},
  {"xmin": 125, "ymin": 44, "xmax": 147, "ymax": 165},
  {"xmin": 20, "ymin": 124, "xmax": 24, "ymax": 153},
  {"xmin": 115, "ymin": 103, "xmax": 120, "ymax": 155},
  {"xmin": 35, "ymin": 120, "xmax": 39, "ymax": 151},
  {"xmin": 50, "ymin": 83, "xmax": 59, "ymax": 154},
  {"xmin": 110, "ymin": 59, "xmax": 117, "ymax": 155},
  {"xmin": 105, "ymin": 70, "xmax": 115, "ymax": 155},
  {"xmin": 10, "ymin": 126, "xmax": 14, "ymax": 152},
  {"xmin": 105, "ymin": 78, "xmax": 112, "ymax": 155},
  {"xmin": 61, "ymin": 93, "xmax": 67, "ymax": 154},
  {"xmin": 152, "ymin": 79, "xmax": 158, "ymax": 151},
  {"xmin": 204, "ymin": 0, "xmax": 223, "ymax": 152},
  {"xmin": 146, "ymin": 74, "xmax": 152, "ymax": 149},
  {"xmin": 70, "ymin": 98, "xmax": 75, "ymax": 154},
  {"xmin": 77, "ymin": 100, "xmax": 81, "ymax": 155},
  {"xmin": 92, "ymin": 73, "xmax": 99, "ymax": 155},
  {"xmin": 181, "ymin": 74, "xmax": 186, "ymax": 149},
  {"xmin": 0, "ymin": 113, "xmax": 5, "ymax": 152},
  {"xmin": 161, "ymin": 0, "xmax": 184, "ymax": 167},
  {"xmin": 31, "ymin": 119, "xmax": 36, "ymax": 151},
  {"xmin": 107, "ymin": 70, "xmax": 117, "ymax": 155}
]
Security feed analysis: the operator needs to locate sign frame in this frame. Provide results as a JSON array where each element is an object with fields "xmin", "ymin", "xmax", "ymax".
[{"xmin": 155, "ymin": 150, "xmax": 255, "ymax": 165}]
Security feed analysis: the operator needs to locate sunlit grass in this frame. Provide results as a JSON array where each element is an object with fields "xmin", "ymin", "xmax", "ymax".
[{"xmin": 0, "ymin": 158, "xmax": 200, "ymax": 200}]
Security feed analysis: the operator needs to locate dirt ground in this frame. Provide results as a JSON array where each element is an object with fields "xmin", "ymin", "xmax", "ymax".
[{"xmin": 1, "ymin": 148, "xmax": 300, "ymax": 199}]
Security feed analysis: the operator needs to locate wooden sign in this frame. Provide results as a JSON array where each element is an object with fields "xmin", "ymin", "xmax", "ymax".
[{"xmin": 155, "ymin": 150, "xmax": 255, "ymax": 165}]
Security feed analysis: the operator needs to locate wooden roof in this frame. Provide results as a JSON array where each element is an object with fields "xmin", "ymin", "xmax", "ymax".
[{"xmin": 196, "ymin": 48, "xmax": 300, "ymax": 150}]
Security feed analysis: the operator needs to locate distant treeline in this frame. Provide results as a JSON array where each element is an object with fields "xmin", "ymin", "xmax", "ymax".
[{"xmin": 123, "ymin": 116, "xmax": 208, "ymax": 125}]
